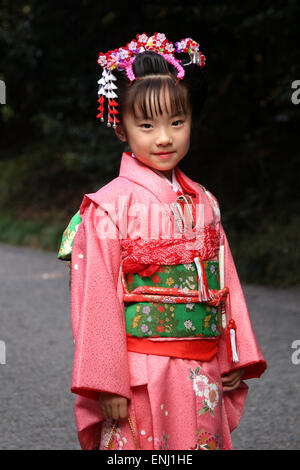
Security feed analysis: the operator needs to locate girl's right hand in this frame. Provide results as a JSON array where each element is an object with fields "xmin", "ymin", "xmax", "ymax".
[{"xmin": 99, "ymin": 392, "xmax": 128, "ymax": 420}]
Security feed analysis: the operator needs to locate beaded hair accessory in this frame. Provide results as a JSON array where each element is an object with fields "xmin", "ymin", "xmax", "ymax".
[{"xmin": 96, "ymin": 32, "xmax": 206, "ymax": 128}]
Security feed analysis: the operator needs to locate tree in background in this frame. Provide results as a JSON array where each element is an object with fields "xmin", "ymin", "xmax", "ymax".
[{"xmin": 0, "ymin": 0, "xmax": 299, "ymax": 285}]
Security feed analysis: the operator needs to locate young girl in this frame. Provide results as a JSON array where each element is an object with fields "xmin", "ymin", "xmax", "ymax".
[{"xmin": 58, "ymin": 32, "xmax": 267, "ymax": 450}]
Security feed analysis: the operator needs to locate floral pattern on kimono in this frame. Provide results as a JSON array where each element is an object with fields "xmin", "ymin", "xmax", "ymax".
[
  {"xmin": 189, "ymin": 429, "xmax": 221, "ymax": 450},
  {"xmin": 189, "ymin": 366, "xmax": 220, "ymax": 416},
  {"xmin": 154, "ymin": 431, "xmax": 170, "ymax": 450},
  {"xmin": 99, "ymin": 420, "xmax": 127, "ymax": 450},
  {"xmin": 98, "ymin": 355, "xmax": 225, "ymax": 450}
]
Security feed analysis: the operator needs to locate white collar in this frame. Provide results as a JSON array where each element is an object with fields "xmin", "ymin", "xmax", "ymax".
[{"xmin": 152, "ymin": 167, "xmax": 182, "ymax": 193}]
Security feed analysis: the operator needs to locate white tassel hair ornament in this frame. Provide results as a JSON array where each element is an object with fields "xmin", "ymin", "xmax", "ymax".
[{"xmin": 97, "ymin": 69, "xmax": 119, "ymax": 128}]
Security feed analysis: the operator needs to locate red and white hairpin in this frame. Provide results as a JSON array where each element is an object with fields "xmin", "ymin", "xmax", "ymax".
[{"xmin": 97, "ymin": 32, "xmax": 206, "ymax": 128}]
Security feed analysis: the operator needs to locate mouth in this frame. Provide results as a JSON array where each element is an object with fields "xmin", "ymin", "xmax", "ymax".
[{"xmin": 154, "ymin": 151, "xmax": 175, "ymax": 158}]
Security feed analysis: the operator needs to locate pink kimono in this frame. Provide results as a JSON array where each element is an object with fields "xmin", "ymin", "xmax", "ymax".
[{"xmin": 70, "ymin": 151, "xmax": 267, "ymax": 450}]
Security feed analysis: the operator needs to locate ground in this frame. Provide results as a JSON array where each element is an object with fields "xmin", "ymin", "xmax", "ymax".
[{"xmin": 0, "ymin": 242, "xmax": 299, "ymax": 449}]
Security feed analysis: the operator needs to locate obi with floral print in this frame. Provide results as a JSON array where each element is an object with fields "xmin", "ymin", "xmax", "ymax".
[
  {"xmin": 124, "ymin": 261, "xmax": 222, "ymax": 338},
  {"xmin": 57, "ymin": 210, "xmax": 82, "ymax": 261}
]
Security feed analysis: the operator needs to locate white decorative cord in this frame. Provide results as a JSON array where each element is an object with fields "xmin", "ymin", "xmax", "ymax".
[
  {"xmin": 193, "ymin": 256, "xmax": 213, "ymax": 302},
  {"xmin": 230, "ymin": 329, "xmax": 239, "ymax": 362}
]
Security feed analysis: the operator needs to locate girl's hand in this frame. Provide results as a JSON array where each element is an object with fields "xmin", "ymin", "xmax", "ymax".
[
  {"xmin": 99, "ymin": 392, "xmax": 128, "ymax": 420},
  {"xmin": 221, "ymin": 367, "xmax": 245, "ymax": 392}
]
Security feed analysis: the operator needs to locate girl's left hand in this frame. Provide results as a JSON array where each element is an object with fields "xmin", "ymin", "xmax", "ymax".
[{"xmin": 221, "ymin": 367, "xmax": 245, "ymax": 392}]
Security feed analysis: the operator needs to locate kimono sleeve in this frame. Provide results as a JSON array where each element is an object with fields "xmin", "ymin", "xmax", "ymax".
[
  {"xmin": 217, "ymin": 223, "xmax": 267, "ymax": 380},
  {"xmin": 70, "ymin": 200, "xmax": 131, "ymax": 402}
]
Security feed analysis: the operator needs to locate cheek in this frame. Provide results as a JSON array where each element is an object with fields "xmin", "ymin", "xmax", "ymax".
[
  {"xmin": 125, "ymin": 129, "xmax": 139, "ymax": 145},
  {"xmin": 127, "ymin": 132, "xmax": 150, "ymax": 154},
  {"xmin": 132, "ymin": 132, "xmax": 151, "ymax": 147},
  {"xmin": 180, "ymin": 129, "xmax": 191, "ymax": 147}
]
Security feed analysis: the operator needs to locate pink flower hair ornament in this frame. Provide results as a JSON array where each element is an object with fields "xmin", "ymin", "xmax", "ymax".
[{"xmin": 96, "ymin": 32, "xmax": 206, "ymax": 128}]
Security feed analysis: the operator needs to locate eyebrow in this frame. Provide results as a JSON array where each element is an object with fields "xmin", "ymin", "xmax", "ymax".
[
  {"xmin": 134, "ymin": 111, "xmax": 186, "ymax": 121},
  {"xmin": 170, "ymin": 112, "xmax": 186, "ymax": 118}
]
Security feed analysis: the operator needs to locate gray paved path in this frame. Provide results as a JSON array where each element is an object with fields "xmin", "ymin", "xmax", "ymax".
[{"xmin": 0, "ymin": 243, "xmax": 299, "ymax": 449}]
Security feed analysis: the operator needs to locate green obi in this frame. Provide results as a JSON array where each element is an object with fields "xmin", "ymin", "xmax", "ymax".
[
  {"xmin": 57, "ymin": 210, "xmax": 82, "ymax": 261},
  {"xmin": 124, "ymin": 261, "xmax": 222, "ymax": 338}
]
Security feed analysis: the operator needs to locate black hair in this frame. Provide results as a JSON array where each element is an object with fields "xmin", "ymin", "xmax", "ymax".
[{"xmin": 112, "ymin": 50, "xmax": 208, "ymax": 124}]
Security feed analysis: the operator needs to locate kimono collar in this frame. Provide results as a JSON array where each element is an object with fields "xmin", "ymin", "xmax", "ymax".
[
  {"xmin": 130, "ymin": 150, "xmax": 181, "ymax": 192},
  {"xmin": 151, "ymin": 167, "xmax": 183, "ymax": 194},
  {"xmin": 119, "ymin": 151, "xmax": 200, "ymax": 205}
]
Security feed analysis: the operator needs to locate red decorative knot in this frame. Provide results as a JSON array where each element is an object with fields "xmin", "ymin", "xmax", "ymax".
[
  {"xmin": 121, "ymin": 224, "xmax": 219, "ymax": 271},
  {"xmin": 227, "ymin": 318, "xmax": 236, "ymax": 330}
]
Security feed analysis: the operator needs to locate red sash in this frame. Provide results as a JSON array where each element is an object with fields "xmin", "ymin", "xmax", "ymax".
[{"xmin": 127, "ymin": 336, "xmax": 220, "ymax": 361}]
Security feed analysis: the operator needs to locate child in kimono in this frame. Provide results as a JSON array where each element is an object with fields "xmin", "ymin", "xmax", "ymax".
[{"xmin": 58, "ymin": 33, "xmax": 267, "ymax": 450}]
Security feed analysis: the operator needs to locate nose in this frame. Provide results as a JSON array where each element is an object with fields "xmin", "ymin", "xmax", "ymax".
[{"xmin": 156, "ymin": 127, "xmax": 173, "ymax": 146}]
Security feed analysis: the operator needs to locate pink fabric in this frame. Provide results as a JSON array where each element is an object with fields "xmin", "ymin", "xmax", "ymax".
[
  {"xmin": 99, "ymin": 356, "xmax": 248, "ymax": 450},
  {"xmin": 70, "ymin": 151, "xmax": 267, "ymax": 450},
  {"xmin": 217, "ymin": 224, "xmax": 266, "ymax": 380}
]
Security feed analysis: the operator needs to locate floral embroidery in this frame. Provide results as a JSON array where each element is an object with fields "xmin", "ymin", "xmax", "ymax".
[
  {"xmin": 166, "ymin": 277, "xmax": 175, "ymax": 286},
  {"xmin": 184, "ymin": 319, "xmax": 196, "ymax": 331},
  {"xmin": 189, "ymin": 367, "xmax": 220, "ymax": 417},
  {"xmin": 189, "ymin": 429, "xmax": 220, "ymax": 450},
  {"xmin": 125, "ymin": 262, "xmax": 222, "ymax": 338},
  {"xmin": 160, "ymin": 403, "xmax": 169, "ymax": 416},
  {"xmin": 186, "ymin": 276, "xmax": 196, "ymax": 289},
  {"xmin": 129, "ymin": 302, "xmax": 180, "ymax": 336},
  {"xmin": 186, "ymin": 303, "xmax": 195, "ymax": 311},
  {"xmin": 204, "ymin": 315, "xmax": 211, "ymax": 328},
  {"xmin": 141, "ymin": 323, "xmax": 149, "ymax": 333},
  {"xmin": 183, "ymin": 263, "xmax": 195, "ymax": 271},
  {"xmin": 100, "ymin": 420, "xmax": 127, "ymax": 450},
  {"xmin": 189, "ymin": 367, "xmax": 209, "ymax": 397},
  {"xmin": 142, "ymin": 306, "xmax": 151, "ymax": 314},
  {"xmin": 132, "ymin": 315, "xmax": 141, "ymax": 329},
  {"xmin": 154, "ymin": 431, "xmax": 170, "ymax": 450},
  {"xmin": 200, "ymin": 383, "xmax": 220, "ymax": 415}
]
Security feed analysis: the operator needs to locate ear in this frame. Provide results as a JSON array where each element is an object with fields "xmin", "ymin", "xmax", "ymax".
[{"xmin": 114, "ymin": 124, "xmax": 127, "ymax": 142}]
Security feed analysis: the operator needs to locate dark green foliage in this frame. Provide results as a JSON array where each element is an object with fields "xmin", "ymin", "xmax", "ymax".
[{"xmin": 0, "ymin": 1, "xmax": 299, "ymax": 285}]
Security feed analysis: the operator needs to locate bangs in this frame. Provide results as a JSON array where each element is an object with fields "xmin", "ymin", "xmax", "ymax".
[{"xmin": 126, "ymin": 76, "xmax": 189, "ymax": 119}]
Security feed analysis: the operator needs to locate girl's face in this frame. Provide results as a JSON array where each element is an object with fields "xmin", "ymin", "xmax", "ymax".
[{"xmin": 115, "ymin": 85, "xmax": 192, "ymax": 180}]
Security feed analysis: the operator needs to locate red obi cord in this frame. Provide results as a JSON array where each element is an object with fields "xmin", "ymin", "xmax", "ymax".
[{"xmin": 127, "ymin": 336, "xmax": 220, "ymax": 361}]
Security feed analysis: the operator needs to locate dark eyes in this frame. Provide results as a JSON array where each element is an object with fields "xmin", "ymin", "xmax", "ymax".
[
  {"xmin": 140, "ymin": 123, "xmax": 152, "ymax": 129},
  {"xmin": 139, "ymin": 120, "xmax": 184, "ymax": 129}
]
